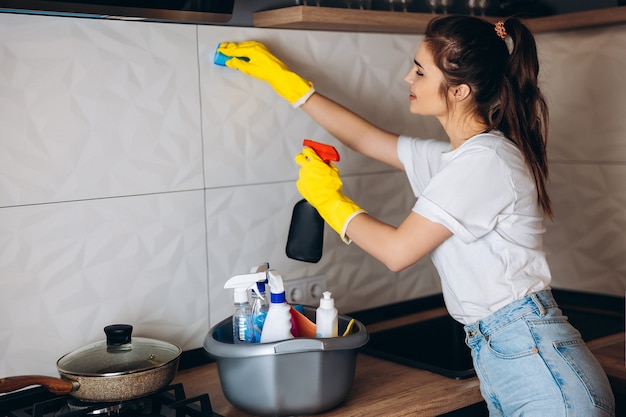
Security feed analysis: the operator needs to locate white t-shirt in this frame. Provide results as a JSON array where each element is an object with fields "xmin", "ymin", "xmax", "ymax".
[{"xmin": 398, "ymin": 131, "xmax": 551, "ymax": 325}]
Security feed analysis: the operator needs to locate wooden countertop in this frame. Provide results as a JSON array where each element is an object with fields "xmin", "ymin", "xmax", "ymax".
[
  {"xmin": 174, "ymin": 306, "xmax": 483, "ymax": 416},
  {"xmin": 173, "ymin": 353, "xmax": 482, "ymax": 417},
  {"xmin": 587, "ymin": 332, "xmax": 626, "ymax": 396},
  {"xmin": 174, "ymin": 310, "xmax": 624, "ymax": 417}
]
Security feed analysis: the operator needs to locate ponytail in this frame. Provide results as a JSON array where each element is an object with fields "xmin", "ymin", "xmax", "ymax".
[
  {"xmin": 498, "ymin": 19, "xmax": 552, "ymax": 219},
  {"xmin": 425, "ymin": 16, "xmax": 553, "ymax": 219}
]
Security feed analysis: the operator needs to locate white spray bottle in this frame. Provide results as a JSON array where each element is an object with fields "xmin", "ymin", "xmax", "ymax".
[
  {"xmin": 260, "ymin": 269, "xmax": 294, "ymax": 343},
  {"xmin": 224, "ymin": 270, "xmax": 269, "ymax": 344}
]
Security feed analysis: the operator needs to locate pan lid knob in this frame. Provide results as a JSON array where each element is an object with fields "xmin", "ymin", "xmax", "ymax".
[{"xmin": 105, "ymin": 324, "xmax": 133, "ymax": 350}]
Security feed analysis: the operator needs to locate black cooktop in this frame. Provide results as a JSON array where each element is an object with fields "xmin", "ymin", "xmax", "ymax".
[{"xmin": 353, "ymin": 290, "xmax": 625, "ymax": 380}]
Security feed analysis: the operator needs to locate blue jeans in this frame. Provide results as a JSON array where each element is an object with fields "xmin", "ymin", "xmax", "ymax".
[{"xmin": 464, "ymin": 289, "xmax": 615, "ymax": 417}]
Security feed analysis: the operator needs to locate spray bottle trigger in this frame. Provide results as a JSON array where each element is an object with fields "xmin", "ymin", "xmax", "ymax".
[
  {"xmin": 246, "ymin": 263, "xmax": 269, "ymax": 301},
  {"xmin": 224, "ymin": 272, "xmax": 267, "ymax": 290},
  {"xmin": 303, "ymin": 139, "xmax": 340, "ymax": 165}
]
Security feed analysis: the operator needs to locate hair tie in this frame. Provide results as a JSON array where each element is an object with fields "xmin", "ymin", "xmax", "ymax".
[{"xmin": 495, "ymin": 21, "xmax": 507, "ymax": 40}]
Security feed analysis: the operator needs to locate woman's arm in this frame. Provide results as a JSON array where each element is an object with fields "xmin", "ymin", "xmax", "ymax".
[
  {"xmin": 346, "ymin": 211, "xmax": 451, "ymax": 272},
  {"xmin": 301, "ymin": 93, "xmax": 404, "ymax": 170},
  {"xmin": 218, "ymin": 41, "xmax": 403, "ymax": 169}
]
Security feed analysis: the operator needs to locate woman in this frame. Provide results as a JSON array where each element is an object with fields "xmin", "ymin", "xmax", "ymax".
[{"xmin": 218, "ymin": 15, "xmax": 615, "ymax": 416}]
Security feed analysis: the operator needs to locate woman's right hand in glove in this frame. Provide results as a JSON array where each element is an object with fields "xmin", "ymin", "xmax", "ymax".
[{"xmin": 217, "ymin": 41, "xmax": 315, "ymax": 107}]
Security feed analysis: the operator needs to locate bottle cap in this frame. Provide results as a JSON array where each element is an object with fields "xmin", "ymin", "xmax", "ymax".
[
  {"xmin": 233, "ymin": 287, "xmax": 248, "ymax": 303},
  {"xmin": 319, "ymin": 291, "xmax": 334, "ymax": 309}
]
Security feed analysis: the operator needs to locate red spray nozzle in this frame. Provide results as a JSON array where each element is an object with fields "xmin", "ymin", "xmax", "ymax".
[{"xmin": 303, "ymin": 139, "xmax": 339, "ymax": 165}]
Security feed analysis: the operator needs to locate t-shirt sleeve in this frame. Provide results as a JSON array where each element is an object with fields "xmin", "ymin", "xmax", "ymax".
[
  {"xmin": 397, "ymin": 135, "xmax": 450, "ymax": 197},
  {"xmin": 413, "ymin": 146, "xmax": 515, "ymax": 243}
]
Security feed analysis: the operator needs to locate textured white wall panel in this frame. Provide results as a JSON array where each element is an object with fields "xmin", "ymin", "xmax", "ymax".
[
  {"xmin": 539, "ymin": 26, "xmax": 626, "ymax": 162},
  {"xmin": 0, "ymin": 191, "xmax": 207, "ymax": 376},
  {"xmin": 545, "ymin": 163, "xmax": 626, "ymax": 293},
  {"xmin": 536, "ymin": 27, "xmax": 626, "ymax": 294},
  {"xmin": 0, "ymin": 15, "xmax": 203, "ymax": 207}
]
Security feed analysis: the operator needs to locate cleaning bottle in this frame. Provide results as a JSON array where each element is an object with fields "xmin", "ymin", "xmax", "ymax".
[
  {"xmin": 286, "ymin": 139, "xmax": 340, "ymax": 263},
  {"xmin": 224, "ymin": 269, "xmax": 269, "ymax": 344},
  {"xmin": 231, "ymin": 287, "xmax": 255, "ymax": 344},
  {"xmin": 316, "ymin": 291, "xmax": 338, "ymax": 338},
  {"xmin": 249, "ymin": 263, "xmax": 269, "ymax": 342},
  {"xmin": 260, "ymin": 270, "xmax": 294, "ymax": 343}
]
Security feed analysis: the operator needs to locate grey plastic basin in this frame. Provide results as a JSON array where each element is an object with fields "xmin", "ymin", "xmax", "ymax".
[{"xmin": 204, "ymin": 306, "xmax": 369, "ymax": 417}]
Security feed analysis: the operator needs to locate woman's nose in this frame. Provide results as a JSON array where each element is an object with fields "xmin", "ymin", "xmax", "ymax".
[{"xmin": 403, "ymin": 70, "xmax": 413, "ymax": 84}]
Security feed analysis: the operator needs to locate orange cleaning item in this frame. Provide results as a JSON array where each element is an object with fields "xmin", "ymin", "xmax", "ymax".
[{"xmin": 289, "ymin": 306, "xmax": 317, "ymax": 338}]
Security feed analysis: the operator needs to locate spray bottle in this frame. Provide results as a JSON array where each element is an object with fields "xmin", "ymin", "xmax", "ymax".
[
  {"xmin": 224, "ymin": 268, "xmax": 294, "ymax": 344},
  {"xmin": 260, "ymin": 269, "xmax": 294, "ymax": 343},
  {"xmin": 286, "ymin": 139, "xmax": 340, "ymax": 263},
  {"xmin": 249, "ymin": 263, "xmax": 269, "ymax": 342},
  {"xmin": 224, "ymin": 270, "xmax": 268, "ymax": 344}
]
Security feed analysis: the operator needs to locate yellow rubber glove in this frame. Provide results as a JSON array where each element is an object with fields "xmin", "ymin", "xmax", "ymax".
[
  {"xmin": 217, "ymin": 41, "xmax": 315, "ymax": 107},
  {"xmin": 295, "ymin": 147, "xmax": 366, "ymax": 244}
]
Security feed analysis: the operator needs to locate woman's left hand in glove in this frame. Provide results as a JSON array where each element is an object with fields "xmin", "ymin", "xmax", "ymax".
[{"xmin": 295, "ymin": 147, "xmax": 366, "ymax": 243}]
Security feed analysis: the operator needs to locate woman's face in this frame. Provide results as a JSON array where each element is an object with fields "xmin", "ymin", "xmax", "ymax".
[{"xmin": 404, "ymin": 42, "xmax": 448, "ymax": 117}]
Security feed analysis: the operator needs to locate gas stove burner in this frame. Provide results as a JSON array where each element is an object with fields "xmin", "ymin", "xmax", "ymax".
[
  {"xmin": 58, "ymin": 397, "xmax": 147, "ymax": 416},
  {"xmin": 1, "ymin": 383, "xmax": 223, "ymax": 417}
]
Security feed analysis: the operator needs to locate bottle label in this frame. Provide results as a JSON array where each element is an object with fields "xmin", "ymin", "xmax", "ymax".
[{"xmin": 234, "ymin": 315, "xmax": 255, "ymax": 343}]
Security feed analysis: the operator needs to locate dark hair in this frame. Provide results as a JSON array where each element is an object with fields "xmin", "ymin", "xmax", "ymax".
[{"xmin": 424, "ymin": 16, "xmax": 552, "ymax": 219}]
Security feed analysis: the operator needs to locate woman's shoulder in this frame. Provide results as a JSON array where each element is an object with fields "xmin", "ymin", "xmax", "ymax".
[
  {"xmin": 461, "ymin": 132, "xmax": 530, "ymax": 179},
  {"xmin": 463, "ymin": 131, "xmax": 521, "ymax": 157},
  {"xmin": 399, "ymin": 135, "xmax": 450, "ymax": 152}
]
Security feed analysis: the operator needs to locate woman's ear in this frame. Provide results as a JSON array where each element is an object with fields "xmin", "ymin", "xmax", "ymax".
[{"xmin": 450, "ymin": 84, "xmax": 471, "ymax": 101}]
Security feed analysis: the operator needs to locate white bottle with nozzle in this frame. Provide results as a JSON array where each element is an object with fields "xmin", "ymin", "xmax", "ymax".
[
  {"xmin": 224, "ymin": 268, "xmax": 269, "ymax": 344},
  {"xmin": 316, "ymin": 291, "xmax": 338, "ymax": 338},
  {"xmin": 260, "ymin": 270, "xmax": 294, "ymax": 343}
]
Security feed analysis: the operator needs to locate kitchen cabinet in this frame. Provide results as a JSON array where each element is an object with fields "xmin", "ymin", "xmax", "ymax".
[{"xmin": 253, "ymin": 5, "xmax": 626, "ymax": 34}]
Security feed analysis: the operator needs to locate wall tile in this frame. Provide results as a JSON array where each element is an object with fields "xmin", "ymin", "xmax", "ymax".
[
  {"xmin": 539, "ymin": 26, "xmax": 626, "ymax": 162},
  {"xmin": 545, "ymin": 163, "xmax": 626, "ymax": 293},
  {"xmin": 0, "ymin": 15, "xmax": 203, "ymax": 207},
  {"xmin": 0, "ymin": 191, "xmax": 207, "ymax": 376}
]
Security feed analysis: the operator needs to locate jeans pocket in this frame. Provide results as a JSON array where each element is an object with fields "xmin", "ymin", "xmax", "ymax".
[
  {"xmin": 555, "ymin": 338, "xmax": 615, "ymax": 414},
  {"xmin": 485, "ymin": 319, "xmax": 538, "ymax": 359}
]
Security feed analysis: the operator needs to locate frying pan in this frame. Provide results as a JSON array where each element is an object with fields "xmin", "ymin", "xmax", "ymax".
[{"xmin": 0, "ymin": 324, "xmax": 181, "ymax": 402}]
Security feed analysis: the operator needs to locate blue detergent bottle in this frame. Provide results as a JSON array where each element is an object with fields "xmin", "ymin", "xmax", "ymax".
[{"xmin": 249, "ymin": 264, "xmax": 270, "ymax": 342}]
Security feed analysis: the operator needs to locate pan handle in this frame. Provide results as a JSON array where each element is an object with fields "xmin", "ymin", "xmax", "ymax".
[{"xmin": 0, "ymin": 375, "xmax": 78, "ymax": 395}]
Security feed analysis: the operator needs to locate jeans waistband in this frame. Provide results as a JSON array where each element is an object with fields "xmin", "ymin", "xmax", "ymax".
[{"xmin": 467, "ymin": 289, "xmax": 557, "ymax": 336}]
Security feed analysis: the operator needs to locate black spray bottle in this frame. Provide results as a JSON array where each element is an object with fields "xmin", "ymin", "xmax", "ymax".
[{"xmin": 286, "ymin": 139, "xmax": 339, "ymax": 263}]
